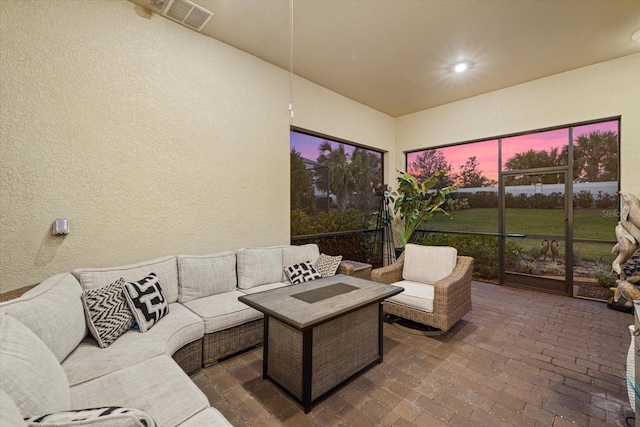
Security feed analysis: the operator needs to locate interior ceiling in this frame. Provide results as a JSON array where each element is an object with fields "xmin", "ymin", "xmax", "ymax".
[{"xmin": 135, "ymin": 0, "xmax": 640, "ymax": 117}]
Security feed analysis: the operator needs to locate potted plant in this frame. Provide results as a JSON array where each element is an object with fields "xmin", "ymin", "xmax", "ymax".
[{"xmin": 392, "ymin": 169, "xmax": 456, "ymax": 257}]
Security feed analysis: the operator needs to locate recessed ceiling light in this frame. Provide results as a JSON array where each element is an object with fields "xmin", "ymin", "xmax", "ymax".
[
  {"xmin": 454, "ymin": 62, "xmax": 468, "ymax": 73},
  {"xmin": 632, "ymin": 28, "xmax": 640, "ymax": 42}
]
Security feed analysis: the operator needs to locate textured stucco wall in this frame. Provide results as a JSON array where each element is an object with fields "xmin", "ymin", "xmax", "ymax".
[
  {"xmin": 396, "ymin": 54, "xmax": 640, "ymax": 196},
  {"xmin": 0, "ymin": 0, "xmax": 394, "ymax": 291}
]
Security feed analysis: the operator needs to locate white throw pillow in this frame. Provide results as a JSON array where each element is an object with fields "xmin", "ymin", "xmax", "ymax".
[
  {"xmin": 0, "ymin": 314, "xmax": 70, "ymax": 418},
  {"xmin": 402, "ymin": 244, "xmax": 457, "ymax": 284}
]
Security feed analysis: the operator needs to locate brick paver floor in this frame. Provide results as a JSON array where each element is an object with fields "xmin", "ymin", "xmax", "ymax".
[{"xmin": 191, "ymin": 281, "xmax": 636, "ymax": 426}]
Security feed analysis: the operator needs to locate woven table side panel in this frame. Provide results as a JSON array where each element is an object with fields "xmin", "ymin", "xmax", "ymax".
[
  {"xmin": 312, "ymin": 303, "xmax": 379, "ymax": 400},
  {"xmin": 172, "ymin": 339, "xmax": 203, "ymax": 375},
  {"xmin": 268, "ymin": 317, "xmax": 303, "ymax": 399},
  {"xmin": 203, "ymin": 319, "xmax": 263, "ymax": 366}
]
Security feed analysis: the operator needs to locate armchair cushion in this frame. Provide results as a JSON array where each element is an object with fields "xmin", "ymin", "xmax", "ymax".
[
  {"xmin": 402, "ymin": 244, "xmax": 457, "ymax": 284},
  {"xmin": 386, "ymin": 280, "xmax": 434, "ymax": 313}
]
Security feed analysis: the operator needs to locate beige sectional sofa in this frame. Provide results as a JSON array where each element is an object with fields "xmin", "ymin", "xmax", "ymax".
[{"xmin": 0, "ymin": 244, "xmax": 325, "ymax": 427}]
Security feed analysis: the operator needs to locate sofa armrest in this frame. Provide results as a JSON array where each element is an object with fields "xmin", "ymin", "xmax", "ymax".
[
  {"xmin": 337, "ymin": 262, "xmax": 355, "ymax": 276},
  {"xmin": 371, "ymin": 252, "xmax": 405, "ymax": 284}
]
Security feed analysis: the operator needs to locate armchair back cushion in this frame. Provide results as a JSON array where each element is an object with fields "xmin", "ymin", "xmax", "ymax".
[
  {"xmin": 402, "ymin": 244, "xmax": 457, "ymax": 284},
  {"xmin": 237, "ymin": 247, "xmax": 283, "ymax": 289},
  {"xmin": 177, "ymin": 252, "xmax": 237, "ymax": 302},
  {"xmin": 0, "ymin": 273, "xmax": 87, "ymax": 362},
  {"xmin": 0, "ymin": 314, "xmax": 70, "ymax": 418},
  {"xmin": 73, "ymin": 256, "xmax": 179, "ymax": 304}
]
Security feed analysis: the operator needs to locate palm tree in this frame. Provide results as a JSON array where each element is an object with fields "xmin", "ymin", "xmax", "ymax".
[
  {"xmin": 349, "ymin": 148, "xmax": 381, "ymax": 211},
  {"xmin": 317, "ymin": 141, "xmax": 356, "ymax": 212}
]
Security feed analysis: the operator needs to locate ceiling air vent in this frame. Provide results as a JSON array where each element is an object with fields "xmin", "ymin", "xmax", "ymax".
[{"xmin": 161, "ymin": 0, "xmax": 213, "ymax": 32}]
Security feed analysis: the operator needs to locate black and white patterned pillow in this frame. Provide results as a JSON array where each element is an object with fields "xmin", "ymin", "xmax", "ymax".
[
  {"xmin": 314, "ymin": 253, "xmax": 343, "ymax": 278},
  {"xmin": 81, "ymin": 278, "xmax": 134, "ymax": 348},
  {"xmin": 24, "ymin": 406, "xmax": 156, "ymax": 426},
  {"xmin": 284, "ymin": 261, "xmax": 322, "ymax": 284},
  {"xmin": 123, "ymin": 273, "xmax": 169, "ymax": 333}
]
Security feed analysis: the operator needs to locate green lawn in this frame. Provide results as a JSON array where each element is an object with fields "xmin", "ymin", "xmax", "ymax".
[{"xmin": 426, "ymin": 208, "xmax": 617, "ymax": 241}]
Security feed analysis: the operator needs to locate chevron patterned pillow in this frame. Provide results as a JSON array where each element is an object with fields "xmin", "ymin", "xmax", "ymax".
[
  {"xmin": 81, "ymin": 278, "xmax": 134, "ymax": 348},
  {"xmin": 314, "ymin": 253, "xmax": 343, "ymax": 278},
  {"xmin": 123, "ymin": 273, "xmax": 169, "ymax": 333}
]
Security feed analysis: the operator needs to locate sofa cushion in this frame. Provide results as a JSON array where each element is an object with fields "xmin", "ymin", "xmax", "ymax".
[
  {"xmin": 82, "ymin": 278, "xmax": 134, "ymax": 348},
  {"xmin": 281, "ymin": 244, "xmax": 320, "ymax": 281},
  {"xmin": 179, "ymin": 408, "xmax": 232, "ymax": 427},
  {"xmin": 177, "ymin": 252, "xmax": 237, "ymax": 302},
  {"xmin": 24, "ymin": 406, "xmax": 156, "ymax": 426},
  {"xmin": 0, "ymin": 389, "xmax": 27, "ymax": 427},
  {"xmin": 386, "ymin": 280, "xmax": 435, "ymax": 313},
  {"xmin": 183, "ymin": 290, "xmax": 262, "ymax": 334},
  {"xmin": 0, "ymin": 273, "xmax": 87, "ymax": 362},
  {"xmin": 402, "ymin": 244, "xmax": 457, "ymax": 284},
  {"xmin": 123, "ymin": 273, "xmax": 169, "ymax": 333},
  {"xmin": 0, "ymin": 314, "xmax": 70, "ymax": 418},
  {"xmin": 73, "ymin": 256, "xmax": 179, "ymax": 304},
  {"xmin": 284, "ymin": 261, "xmax": 322, "ymax": 284},
  {"xmin": 62, "ymin": 303, "xmax": 203, "ymax": 386},
  {"xmin": 237, "ymin": 247, "xmax": 283, "ymax": 289},
  {"xmin": 70, "ymin": 355, "xmax": 208, "ymax": 427}
]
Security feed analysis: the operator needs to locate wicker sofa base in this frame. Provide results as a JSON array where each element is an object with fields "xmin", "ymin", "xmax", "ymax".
[
  {"xmin": 172, "ymin": 339, "xmax": 203, "ymax": 375},
  {"xmin": 203, "ymin": 319, "xmax": 264, "ymax": 367}
]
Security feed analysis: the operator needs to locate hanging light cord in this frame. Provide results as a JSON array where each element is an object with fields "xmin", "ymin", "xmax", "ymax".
[{"xmin": 289, "ymin": 0, "xmax": 294, "ymax": 122}]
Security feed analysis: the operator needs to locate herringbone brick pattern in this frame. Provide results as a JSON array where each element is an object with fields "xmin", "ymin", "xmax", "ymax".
[{"xmin": 191, "ymin": 281, "xmax": 635, "ymax": 426}]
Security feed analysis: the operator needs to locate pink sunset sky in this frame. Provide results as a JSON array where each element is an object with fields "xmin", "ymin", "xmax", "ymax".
[
  {"xmin": 290, "ymin": 131, "xmax": 371, "ymax": 163},
  {"xmin": 407, "ymin": 120, "xmax": 617, "ymax": 183},
  {"xmin": 291, "ymin": 120, "xmax": 617, "ymax": 183}
]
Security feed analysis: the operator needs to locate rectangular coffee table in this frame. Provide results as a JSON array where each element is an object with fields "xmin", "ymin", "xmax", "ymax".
[{"xmin": 238, "ymin": 274, "xmax": 403, "ymax": 413}]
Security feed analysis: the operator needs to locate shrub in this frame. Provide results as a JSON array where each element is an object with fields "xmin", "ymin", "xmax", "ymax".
[
  {"xmin": 290, "ymin": 208, "xmax": 378, "ymax": 265},
  {"xmin": 594, "ymin": 191, "xmax": 617, "ymax": 209},
  {"xmin": 573, "ymin": 191, "xmax": 594, "ymax": 208}
]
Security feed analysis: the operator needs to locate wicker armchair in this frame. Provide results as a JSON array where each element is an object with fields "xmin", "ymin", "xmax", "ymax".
[{"xmin": 371, "ymin": 245, "xmax": 474, "ymax": 332}]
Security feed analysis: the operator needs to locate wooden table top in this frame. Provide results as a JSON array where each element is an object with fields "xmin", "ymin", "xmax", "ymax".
[{"xmin": 238, "ymin": 274, "xmax": 403, "ymax": 330}]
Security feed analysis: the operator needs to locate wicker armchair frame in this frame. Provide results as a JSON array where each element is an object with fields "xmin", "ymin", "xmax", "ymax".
[{"xmin": 371, "ymin": 252, "xmax": 474, "ymax": 331}]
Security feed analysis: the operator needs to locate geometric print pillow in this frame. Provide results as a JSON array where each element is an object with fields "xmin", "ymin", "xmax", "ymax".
[
  {"xmin": 284, "ymin": 261, "xmax": 322, "ymax": 284},
  {"xmin": 123, "ymin": 273, "xmax": 169, "ymax": 333},
  {"xmin": 81, "ymin": 278, "xmax": 134, "ymax": 348},
  {"xmin": 24, "ymin": 406, "xmax": 156, "ymax": 426},
  {"xmin": 314, "ymin": 253, "xmax": 343, "ymax": 278}
]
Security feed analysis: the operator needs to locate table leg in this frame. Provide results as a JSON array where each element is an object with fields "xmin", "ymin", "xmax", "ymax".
[
  {"xmin": 263, "ymin": 315, "xmax": 269, "ymax": 380},
  {"xmin": 378, "ymin": 302, "xmax": 384, "ymax": 363}
]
